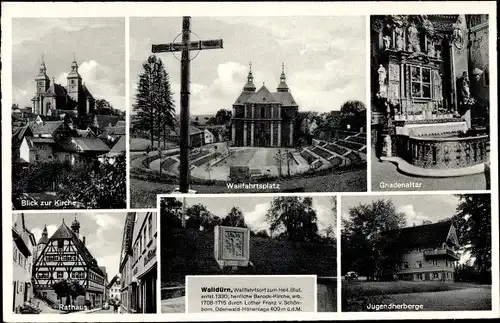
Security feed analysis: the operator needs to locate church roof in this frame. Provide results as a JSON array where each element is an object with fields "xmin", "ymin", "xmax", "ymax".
[
  {"xmin": 233, "ymin": 91, "xmax": 256, "ymax": 106},
  {"xmin": 82, "ymin": 84, "xmax": 94, "ymax": 100},
  {"xmin": 272, "ymin": 91, "xmax": 298, "ymax": 107},
  {"xmin": 49, "ymin": 221, "xmax": 104, "ymax": 276},
  {"xmin": 247, "ymin": 85, "xmax": 280, "ymax": 104},
  {"xmin": 381, "ymin": 220, "xmax": 455, "ymax": 250},
  {"xmin": 44, "ymin": 83, "xmax": 68, "ymax": 97}
]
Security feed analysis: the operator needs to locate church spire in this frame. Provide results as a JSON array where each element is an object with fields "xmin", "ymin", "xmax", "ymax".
[
  {"xmin": 243, "ymin": 62, "xmax": 256, "ymax": 92},
  {"xmin": 277, "ymin": 62, "xmax": 289, "ymax": 92}
]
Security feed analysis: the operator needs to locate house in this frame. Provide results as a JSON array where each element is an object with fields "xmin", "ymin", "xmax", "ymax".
[
  {"xmin": 33, "ymin": 218, "xmax": 106, "ymax": 308},
  {"xmin": 12, "ymin": 125, "xmax": 33, "ymax": 162},
  {"xmin": 119, "ymin": 212, "xmax": 157, "ymax": 313},
  {"xmin": 382, "ymin": 221, "xmax": 459, "ymax": 281},
  {"xmin": 12, "ymin": 214, "xmax": 37, "ymax": 312},
  {"xmin": 204, "ymin": 128, "xmax": 215, "ymax": 145},
  {"xmin": 18, "ymin": 119, "xmax": 110, "ymax": 165},
  {"xmin": 167, "ymin": 125, "xmax": 204, "ymax": 148},
  {"xmin": 107, "ymin": 275, "xmax": 121, "ymax": 303}
]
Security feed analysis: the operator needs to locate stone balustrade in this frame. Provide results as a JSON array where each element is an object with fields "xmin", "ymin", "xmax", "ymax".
[{"xmin": 395, "ymin": 134, "xmax": 488, "ymax": 169}]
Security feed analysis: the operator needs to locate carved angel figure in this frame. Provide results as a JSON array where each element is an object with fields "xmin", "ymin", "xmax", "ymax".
[
  {"xmin": 427, "ymin": 41, "xmax": 436, "ymax": 57},
  {"xmin": 383, "ymin": 35, "xmax": 391, "ymax": 50},
  {"xmin": 395, "ymin": 27, "xmax": 405, "ymax": 51},
  {"xmin": 407, "ymin": 24, "xmax": 420, "ymax": 53}
]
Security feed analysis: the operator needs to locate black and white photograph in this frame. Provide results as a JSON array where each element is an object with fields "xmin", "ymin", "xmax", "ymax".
[
  {"xmin": 370, "ymin": 15, "xmax": 491, "ymax": 191},
  {"xmin": 341, "ymin": 194, "xmax": 492, "ymax": 311},
  {"xmin": 11, "ymin": 211, "xmax": 157, "ymax": 315},
  {"xmin": 11, "ymin": 18, "xmax": 126, "ymax": 210},
  {"xmin": 129, "ymin": 16, "xmax": 367, "ymax": 208},
  {"xmin": 160, "ymin": 195, "xmax": 337, "ymax": 313}
]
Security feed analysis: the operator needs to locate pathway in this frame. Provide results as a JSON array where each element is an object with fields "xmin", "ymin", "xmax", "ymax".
[{"xmin": 161, "ymin": 297, "xmax": 186, "ymax": 313}]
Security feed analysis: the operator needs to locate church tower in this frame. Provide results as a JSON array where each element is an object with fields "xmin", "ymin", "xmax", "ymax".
[
  {"xmin": 35, "ymin": 57, "xmax": 50, "ymax": 95},
  {"xmin": 276, "ymin": 63, "xmax": 289, "ymax": 92},
  {"xmin": 243, "ymin": 62, "xmax": 256, "ymax": 92},
  {"xmin": 36, "ymin": 225, "xmax": 49, "ymax": 260},
  {"xmin": 71, "ymin": 216, "xmax": 81, "ymax": 237},
  {"xmin": 67, "ymin": 56, "xmax": 82, "ymax": 103}
]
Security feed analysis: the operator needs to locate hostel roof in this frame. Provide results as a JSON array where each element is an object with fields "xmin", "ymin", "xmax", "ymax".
[{"xmin": 381, "ymin": 220, "xmax": 455, "ymax": 250}]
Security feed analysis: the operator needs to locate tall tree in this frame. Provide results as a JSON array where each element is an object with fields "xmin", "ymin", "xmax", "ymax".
[
  {"xmin": 341, "ymin": 199, "xmax": 406, "ymax": 280},
  {"xmin": 221, "ymin": 207, "xmax": 247, "ymax": 228},
  {"xmin": 452, "ymin": 194, "xmax": 491, "ymax": 282},
  {"xmin": 266, "ymin": 196, "xmax": 319, "ymax": 242},
  {"xmin": 133, "ymin": 55, "xmax": 175, "ymax": 147}
]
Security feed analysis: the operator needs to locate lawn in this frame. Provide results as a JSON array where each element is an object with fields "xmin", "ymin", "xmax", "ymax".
[
  {"xmin": 130, "ymin": 138, "xmax": 178, "ymax": 151},
  {"xmin": 342, "ymin": 280, "xmax": 492, "ymax": 312}
]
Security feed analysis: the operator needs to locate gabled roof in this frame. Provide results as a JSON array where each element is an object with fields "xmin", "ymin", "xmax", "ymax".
[
  {"xmin": 73, "ymin": 137, "xmax": 110, "ymax": 152},
  {"xmin": 247, "ymin": 85, "xmax": 280, "ymax": 104},
  {"xmin": 12, "ymin": 125, "xmax": 32, "ymax": 148},
  {"xmin": 106, "ymin": 136, "xmax": 126, "ymax": 156},
  {"xmin": 168, "ymin": 124, "xmax": 203, "ymax": 136},
  {"xmin": 381, "ymin": 220, "xmax": 455, "ymax": 250},
  {"xmin": 107, "ymin": 275, "xmax": 120, "ymax": 289},
  {"xmin": 82, "ymin": 84, "xmax": 94, "ymax": 100},
  {"xmin": 30, "ymin": 120, "xmax": 64, "ymax": 136},
  {"xmin": 48, "ymin": 221, "xmax": 104, "ymax": 276}
]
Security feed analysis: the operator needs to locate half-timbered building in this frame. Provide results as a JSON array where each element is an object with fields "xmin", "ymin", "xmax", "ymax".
[{"xmin": 33, "ymin": 217, "xmax": 106, "ymax": 309}]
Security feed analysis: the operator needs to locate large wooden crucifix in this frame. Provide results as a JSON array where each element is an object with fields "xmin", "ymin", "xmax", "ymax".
[{"xmin": 152, "ymin": 16, "xmax": 223, "ymax": 193}]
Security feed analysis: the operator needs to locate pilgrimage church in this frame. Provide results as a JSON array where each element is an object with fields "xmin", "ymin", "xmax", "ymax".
[
  {"xmin": 231, "ymin": 64, "xmax": 299, "ymax": 147},
  {"xmin": 32, "ymin": 56, "xmax": 95, "ymax": 117}
]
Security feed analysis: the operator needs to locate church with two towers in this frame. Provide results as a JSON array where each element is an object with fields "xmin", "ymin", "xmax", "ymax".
[
  {"xmin": 32, "ymin": 57, "xmax": 95, "ymax": 117},
  {"xmin": 231, "ymin": 64, "xmax": 299, "ymax": 147}
]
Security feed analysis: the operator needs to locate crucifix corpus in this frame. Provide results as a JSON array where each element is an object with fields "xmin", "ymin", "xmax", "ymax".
[{"xmin": 152, "ymin": 16, "xmax": 223, "ymax": 193}]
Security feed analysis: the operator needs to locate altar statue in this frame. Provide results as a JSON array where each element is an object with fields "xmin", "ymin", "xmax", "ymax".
[
  {"xmin": 460, "ymin": 71, "xmax": 471, "ymax": 103},
  {"xmin": 383, "ymin": 35, "xmax": 391, "ymax": 50},
  {"xmin": 377, "ymin": 64, "xmax": 387, "ymax": 96}
]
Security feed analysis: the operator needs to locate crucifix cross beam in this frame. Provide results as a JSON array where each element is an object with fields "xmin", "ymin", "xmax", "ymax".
[{"xmin": 151, "ymin": 16, "xmax": 223, "ymax": 193}]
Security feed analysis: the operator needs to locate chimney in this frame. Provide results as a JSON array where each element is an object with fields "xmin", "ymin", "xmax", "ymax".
[
  {"xmin": 83, "ymin": 236, "xmax": 86, "ymax": 245},
  {"xmin": 413, "ymin": 223, "xmax": 415, "ymax": 227}
]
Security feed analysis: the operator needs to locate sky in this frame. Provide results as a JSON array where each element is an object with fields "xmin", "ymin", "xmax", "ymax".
[
  {"xmin": 12, "ymin": 18, "xmax": 125, "ymax": 111},
  {"xmin": 14, "ymin": 212, "xmax": 126, "ymax": 280},
  {"xmin": 130, "ymin": 16, "xmax": 366, "ymax": 116},
  {"xmin": 340, "ymin": 194, "xmax": 461, "ymax": 226},
  {"xmin": 175, "ymin": 195, "xmax": 336, "ymax": 236}
]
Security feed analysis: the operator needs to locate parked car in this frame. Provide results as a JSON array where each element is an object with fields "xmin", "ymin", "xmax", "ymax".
[{"xmin": 345, "ymin": 271, "xmax": 358, "ymax": 280}]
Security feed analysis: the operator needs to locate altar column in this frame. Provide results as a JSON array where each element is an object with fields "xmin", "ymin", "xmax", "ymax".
[{"xmin": 448, "ymin": 39, "xmax": 458, "ymax": 115}]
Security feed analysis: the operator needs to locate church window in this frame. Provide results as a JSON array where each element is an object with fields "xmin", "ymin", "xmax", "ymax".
[
  {"xmin": 71, "ymin": 80, "xmax": 75, "ymax": 85},
  {"xmin": 410, "ymin": 66, "xmax": 432, "ymax": 99},
  {"xmin": 260, "ymin": 107, "xmax": 266, "ymax": 118}
]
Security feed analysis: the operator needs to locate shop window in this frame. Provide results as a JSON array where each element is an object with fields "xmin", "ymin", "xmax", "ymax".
[{"xmin": 410, "ymin": 66, "xmax": 432, "ymax": 99}]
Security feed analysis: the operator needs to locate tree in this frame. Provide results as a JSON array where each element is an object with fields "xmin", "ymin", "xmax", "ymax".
[
  {"xmin": 185, "ymin": 204, "xmax": 215, "ymax": 231},
  {"xmin": 207, "ymin": 109, "xmax": 232, "ymax": 125},
  {"xmin": 273, "ymin": 149, "xmax": 286, "ymax": 177},
  {"xmin": 266, "ymin": 196, "xmax": 319, "ymax": 242},
  {"xmin": 340, "ymin": 100, "xmax": 366, "ymax": 132},
  {"xmin": 452, "ymin": 194, "xmax": 491, "ymax": 283},
  {"xmin": 59, "ymin": 153, "xmax": 126, "ymax": 209},
  {"xmin": 68, "ymin": 280, "xmax": 86, "ymax": 305},
  {"xmin": 160, "ymin": 197, "xmax": 183, "ymax": 228},
  {"xmin": 133, "ymin": 55, "xmax": 175, "ymax": 147},
  {"xmin": 341, "ymin": 199, "xmax": 406, "ymax": 280},
  {"xmin": 255, "ymin": 230, "xmax": 270, "ymax": 238},
  {"xmin": 221, "ymin": 207, "xmax": 247, "ymax": 228}
]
